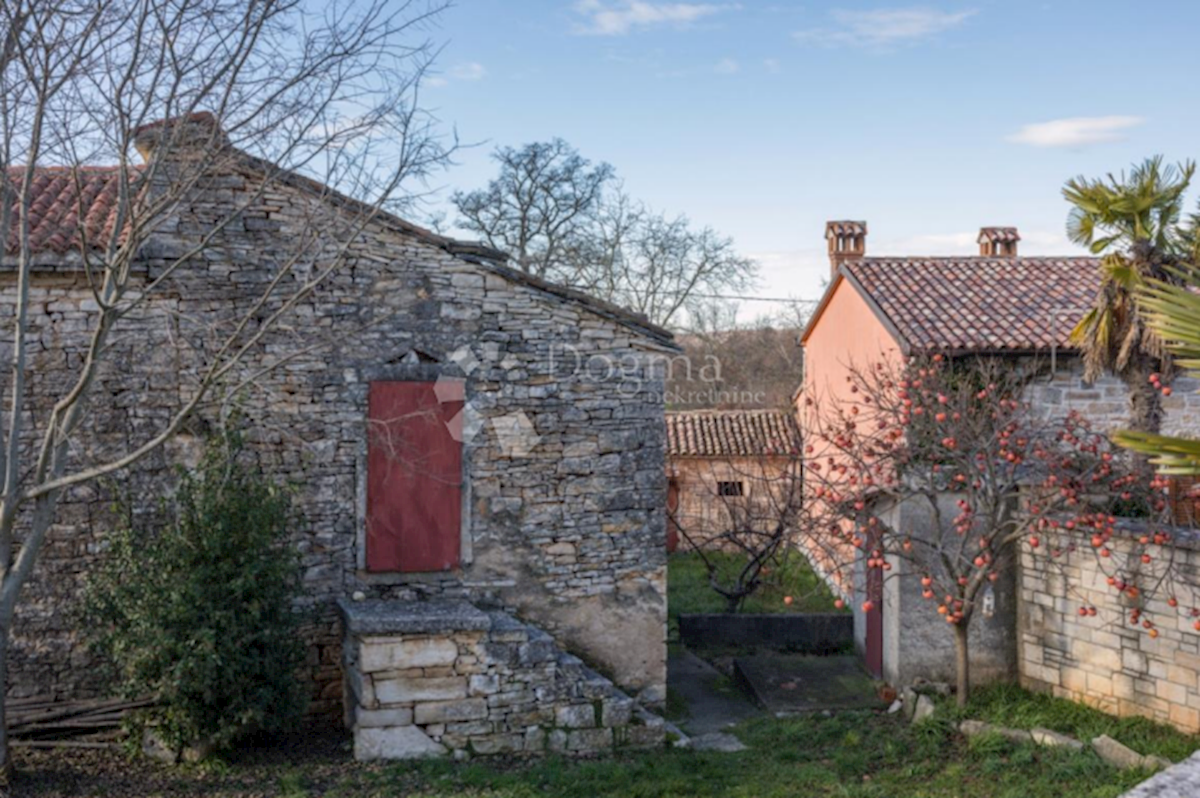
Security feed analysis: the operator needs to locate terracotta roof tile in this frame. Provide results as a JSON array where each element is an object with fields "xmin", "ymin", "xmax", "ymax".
[
  {"xmin": 844, "ymin": 257, "xmax": 1101, "ymax": 353},
  {"xmin": 666, "ymin": 409, "xmax": 800, "ymax": 457},
  {"xmin": 3, "ymin": 166, "xmax": 133, "ymax": 255}
]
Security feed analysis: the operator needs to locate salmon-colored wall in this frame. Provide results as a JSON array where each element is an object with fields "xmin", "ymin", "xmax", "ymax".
[
  {"xmin": 798, "ymin": 275, "xmax": 903, "ymax": 595},
  {"xmin": 800, "ymin": 276, "xmax": 901, "ymax": 411}
]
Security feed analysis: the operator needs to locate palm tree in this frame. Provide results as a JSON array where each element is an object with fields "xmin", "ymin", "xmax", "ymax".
[
  {"xmin": 1065, "ymin": 158, "xmax": 1195, "ymax": 451},
  {"xmin": 1115, "ymin": 258, "xmax": 1200, "ymax": 473}
]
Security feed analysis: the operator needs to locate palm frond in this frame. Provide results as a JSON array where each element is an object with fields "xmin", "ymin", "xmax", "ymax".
[{"xmin": 1113, "ymin": 430, "xmax": 1200, "ymax": 475}]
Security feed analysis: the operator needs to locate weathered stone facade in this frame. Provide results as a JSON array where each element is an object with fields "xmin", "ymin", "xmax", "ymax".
[
  {"xmin": 340, "ymin": 600, "xmax": 662, "ymax": 759},
  {"xmin": 1025, "ymin": 356, "xmax": 1200, "ymax": 437},
  {"xmin": 1019, "ymin": 528, "xmax": 1200, "ymax": 734},
  {"xmin": 8, "ymin": 150, "xmax": 675, "ymax": 716}
]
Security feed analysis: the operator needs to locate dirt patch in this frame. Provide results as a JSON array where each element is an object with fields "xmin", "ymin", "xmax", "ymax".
[{"xmin": 12, "ymin": 724, "xmax": 358, "ymax": 797}]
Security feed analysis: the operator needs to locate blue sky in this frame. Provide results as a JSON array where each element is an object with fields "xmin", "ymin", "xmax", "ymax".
[{"xmin": 418, "ymin": 1, "xmax": 1200, "ymax": 319}]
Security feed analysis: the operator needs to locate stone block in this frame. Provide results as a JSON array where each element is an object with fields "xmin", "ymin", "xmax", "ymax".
[
  {"xmin": 911, "ymin": 694, "xmax": 936, "ymax": 724},
  {"xmin": 567, "ymin": 727, "xmax": 613, "ymax": 751},
  {"xmin": 360, "ymin": 638, "xmax": 461, "ymax": 672},
  {"xmin": 354, "ymin": 726, "xmax": 445, "ymax": 761},
  {"xmin": 1031, "ymin": 728, "xmax": 1083, "ymax": 750},
  {"xmin": 1143, "ymin": 754, "xmax": 1175, "ymax": 772},
  {"xmin": 601, "ymin": 698, "xmax": 634, "ymax": 728},
  {"xmin": 445, "ymin": 720, "xmax": 492, "ymax": 736},
  {"xmin": 469, "ymin": 674, "xmax": 501, "ymax": 696},
  {"xmin": 470, "ymin": 733, "xmax": 523, "ymax": 755},
  {"xmin": 356, "ymin": 707, "xmax": 414, "ymax": 728},
  {"xmin": 415, "ymin": 698, "xmax": 488, "ymax": 725},
  {"xmin": 1092, "ymin": 734, "xmax": 1144, "ymax": 769},
  {"xmin": 556, "ymin": 703, "xmax": 597, "ymax": 729},
  {"xmin": 959, "ymin": 720, "xmax": 1031, "ymax": 744},
  {"xmin": 374, "ymin": 676, "xmax": 467, "ymax": 704}
]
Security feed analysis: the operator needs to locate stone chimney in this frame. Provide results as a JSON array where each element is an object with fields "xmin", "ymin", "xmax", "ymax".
[
  {"xmin": 133, "ymin": 112, "xmax": 229, "ymax": 162},
  {"xmin": 978, "ymin": 227, "xmax": 1020, "ymax": 257},
  {"xmin": 826, "ymin": 221, "xmax": 867, "ymax": 277}
]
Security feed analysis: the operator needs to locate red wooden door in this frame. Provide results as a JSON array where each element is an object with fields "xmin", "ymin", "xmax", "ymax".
[
  {"xmin": 366, "ymin": 381, "xmax": 462, "ymax": 572},
  {"xmin": 865, "ymin": 541, "xmax": 884, "ymax": 678}
]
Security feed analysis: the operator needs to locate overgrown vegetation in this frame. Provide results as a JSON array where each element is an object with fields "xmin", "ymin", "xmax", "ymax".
[{"xmin": 82, "ymin": 430, "xmax": 306, "ymax": 756}]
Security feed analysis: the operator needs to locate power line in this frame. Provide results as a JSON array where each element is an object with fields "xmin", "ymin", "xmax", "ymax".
[{"xmin": 684, "ymin": 293, "xmax": 820, "ymax": 303}]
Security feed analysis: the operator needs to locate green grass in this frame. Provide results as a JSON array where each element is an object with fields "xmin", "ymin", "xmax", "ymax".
[
  {"xmin": 325, "ymin": 702, "xmax": 1179, "ymax": 798},
  {"xmin": 668, "ymin": 550, "xmax": 846, "ymax": 639},
  {"xmin": 22, "ymin": 686, "xmax": 1194, "ymax": 797},
  {"xmin": 942, "ymin": 682, "xmax": 1199, "ymax": 762}
]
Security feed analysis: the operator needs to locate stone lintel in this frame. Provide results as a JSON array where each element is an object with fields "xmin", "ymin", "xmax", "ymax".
[{"xmin": 339, "ymin": 599, "xmax": 492, "ymax": 636}]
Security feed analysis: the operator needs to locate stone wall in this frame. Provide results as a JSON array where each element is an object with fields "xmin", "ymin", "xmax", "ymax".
[
  {"xmin": 1019, "ymin": 528, "xmax": 1200, "ymax": 733},
  {"xmin": 9, "ymin": 160, "xmax": 672, "ymax": 711},
  {"xmin": 340, "ymin": 600, "xmax": 663, "ymax": 759},
  {"xmin": 1024, "ymin": 356, "xmax": 1200, "ymax": 437}
]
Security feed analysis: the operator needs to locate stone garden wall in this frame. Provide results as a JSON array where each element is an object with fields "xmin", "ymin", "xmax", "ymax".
[
  {"xmin": 1019, "ymin": 528, "xmax": 1200, "ymax": 733},
  {"xmin": 340, "ymin": 600, "xmax": 662, "ymax": 759}
]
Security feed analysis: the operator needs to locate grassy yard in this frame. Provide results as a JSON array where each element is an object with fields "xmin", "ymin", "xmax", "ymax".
[
  {"xmin": 668, "ymin": 550, "xmax": 846, "ymax": 638},
  {"xmin": 18, "ymin": 684, "xmax": 1194, "ymax": 797}
]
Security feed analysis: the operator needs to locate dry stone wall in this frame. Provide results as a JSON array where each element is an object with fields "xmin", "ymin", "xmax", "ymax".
[
  {"xmin": 340, "ymin": 600, "xmax": 663, "ymax": 759},
  {"xmin": 9, "ymin": 163, "xmax": 671, "ymax": 712}
]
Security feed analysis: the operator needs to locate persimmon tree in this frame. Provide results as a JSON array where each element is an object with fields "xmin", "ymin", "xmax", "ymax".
[{"xmin": 800, "ymin": 356, "xmax": 1164, "ymax": 705}]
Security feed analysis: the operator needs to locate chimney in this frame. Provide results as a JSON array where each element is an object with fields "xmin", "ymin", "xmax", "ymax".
[
  {"xmin": 133, "ymin": 112, "xmax": 229, "ymax": 162},
  {"xmin": 978, "ymin": 226, "xmax": 1020, "ymax": 257},
  {"xmin": 826, "ymin": 220, "xmax": 867, "ymax": 277}
]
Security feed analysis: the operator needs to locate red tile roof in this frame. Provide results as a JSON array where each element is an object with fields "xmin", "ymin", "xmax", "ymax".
[
  {"xmin": 3, "ymin": 167, "xmax": 132, "ymax": 255},
  {"xmin": 666, "ymin": 409, "xmax": 800, "ymax": 458},
  {"xmin": 842, "ymin": 257, "xmax": 1101, "ymax": 353}
]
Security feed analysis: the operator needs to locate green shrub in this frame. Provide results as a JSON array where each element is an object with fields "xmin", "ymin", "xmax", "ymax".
[{"xmin": 82, "ymin": 429, "xmax": 307, "ymax": 755}]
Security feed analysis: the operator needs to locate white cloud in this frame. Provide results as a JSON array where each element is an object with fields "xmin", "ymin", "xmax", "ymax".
[
  {"xmin": 714, "ymin": 57, "xmax": 739, "ymax": 74},
  {"xmin": 573, "ymin": 0, "xmax": 731, "ymax": 35},
  {"xmin": 1007, "ymin": 116, "xmax": 1144, "ymax": 148},
  {"xmin": 449, "ymin": 62, "xmax": 487, "ymax": 81},
  {"xmin": 795, "ymin": 7, "xmax": 975, "ymax": 49},
  {"xmin": 426, "ymin": 62, "xmax": 487, "ymax": 89}
]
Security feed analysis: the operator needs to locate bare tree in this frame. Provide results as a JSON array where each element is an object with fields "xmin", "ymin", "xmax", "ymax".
[
  {"xmin": 0, "ymin": 0, "xmax": 451, "ymax": 774},
  {"xmin": 670, "ymin": 454, "xmax": 805, "ymax": 612},
  {"xmin": 452, "ymin": 139, "xmax": 757, "ymax": 328},
  {"xmin": 451, "ymin": 138, "xmax": 614, "ymax": 282}
]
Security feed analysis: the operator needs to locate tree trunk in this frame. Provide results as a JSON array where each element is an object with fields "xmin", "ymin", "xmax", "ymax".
[
  {"xmin": 952, "ymin": 622, "xmax": 970, "ymax": 708},
  {"xmin": 1127, "ymin": 356, "xmax": 1165, "ymax": 480}
]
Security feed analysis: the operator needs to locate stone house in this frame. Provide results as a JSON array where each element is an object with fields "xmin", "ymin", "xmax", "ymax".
[
  {"xmin": 664, "ymin": 409, "xmax": 800, "ymax": 551},
  {"xmin": 798, "ymin": 221, "xmax": 1200, "ymax": 715},
  {"xmin": 5, "ymin": 116, "xmax": 678, "ymax": 758}
]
